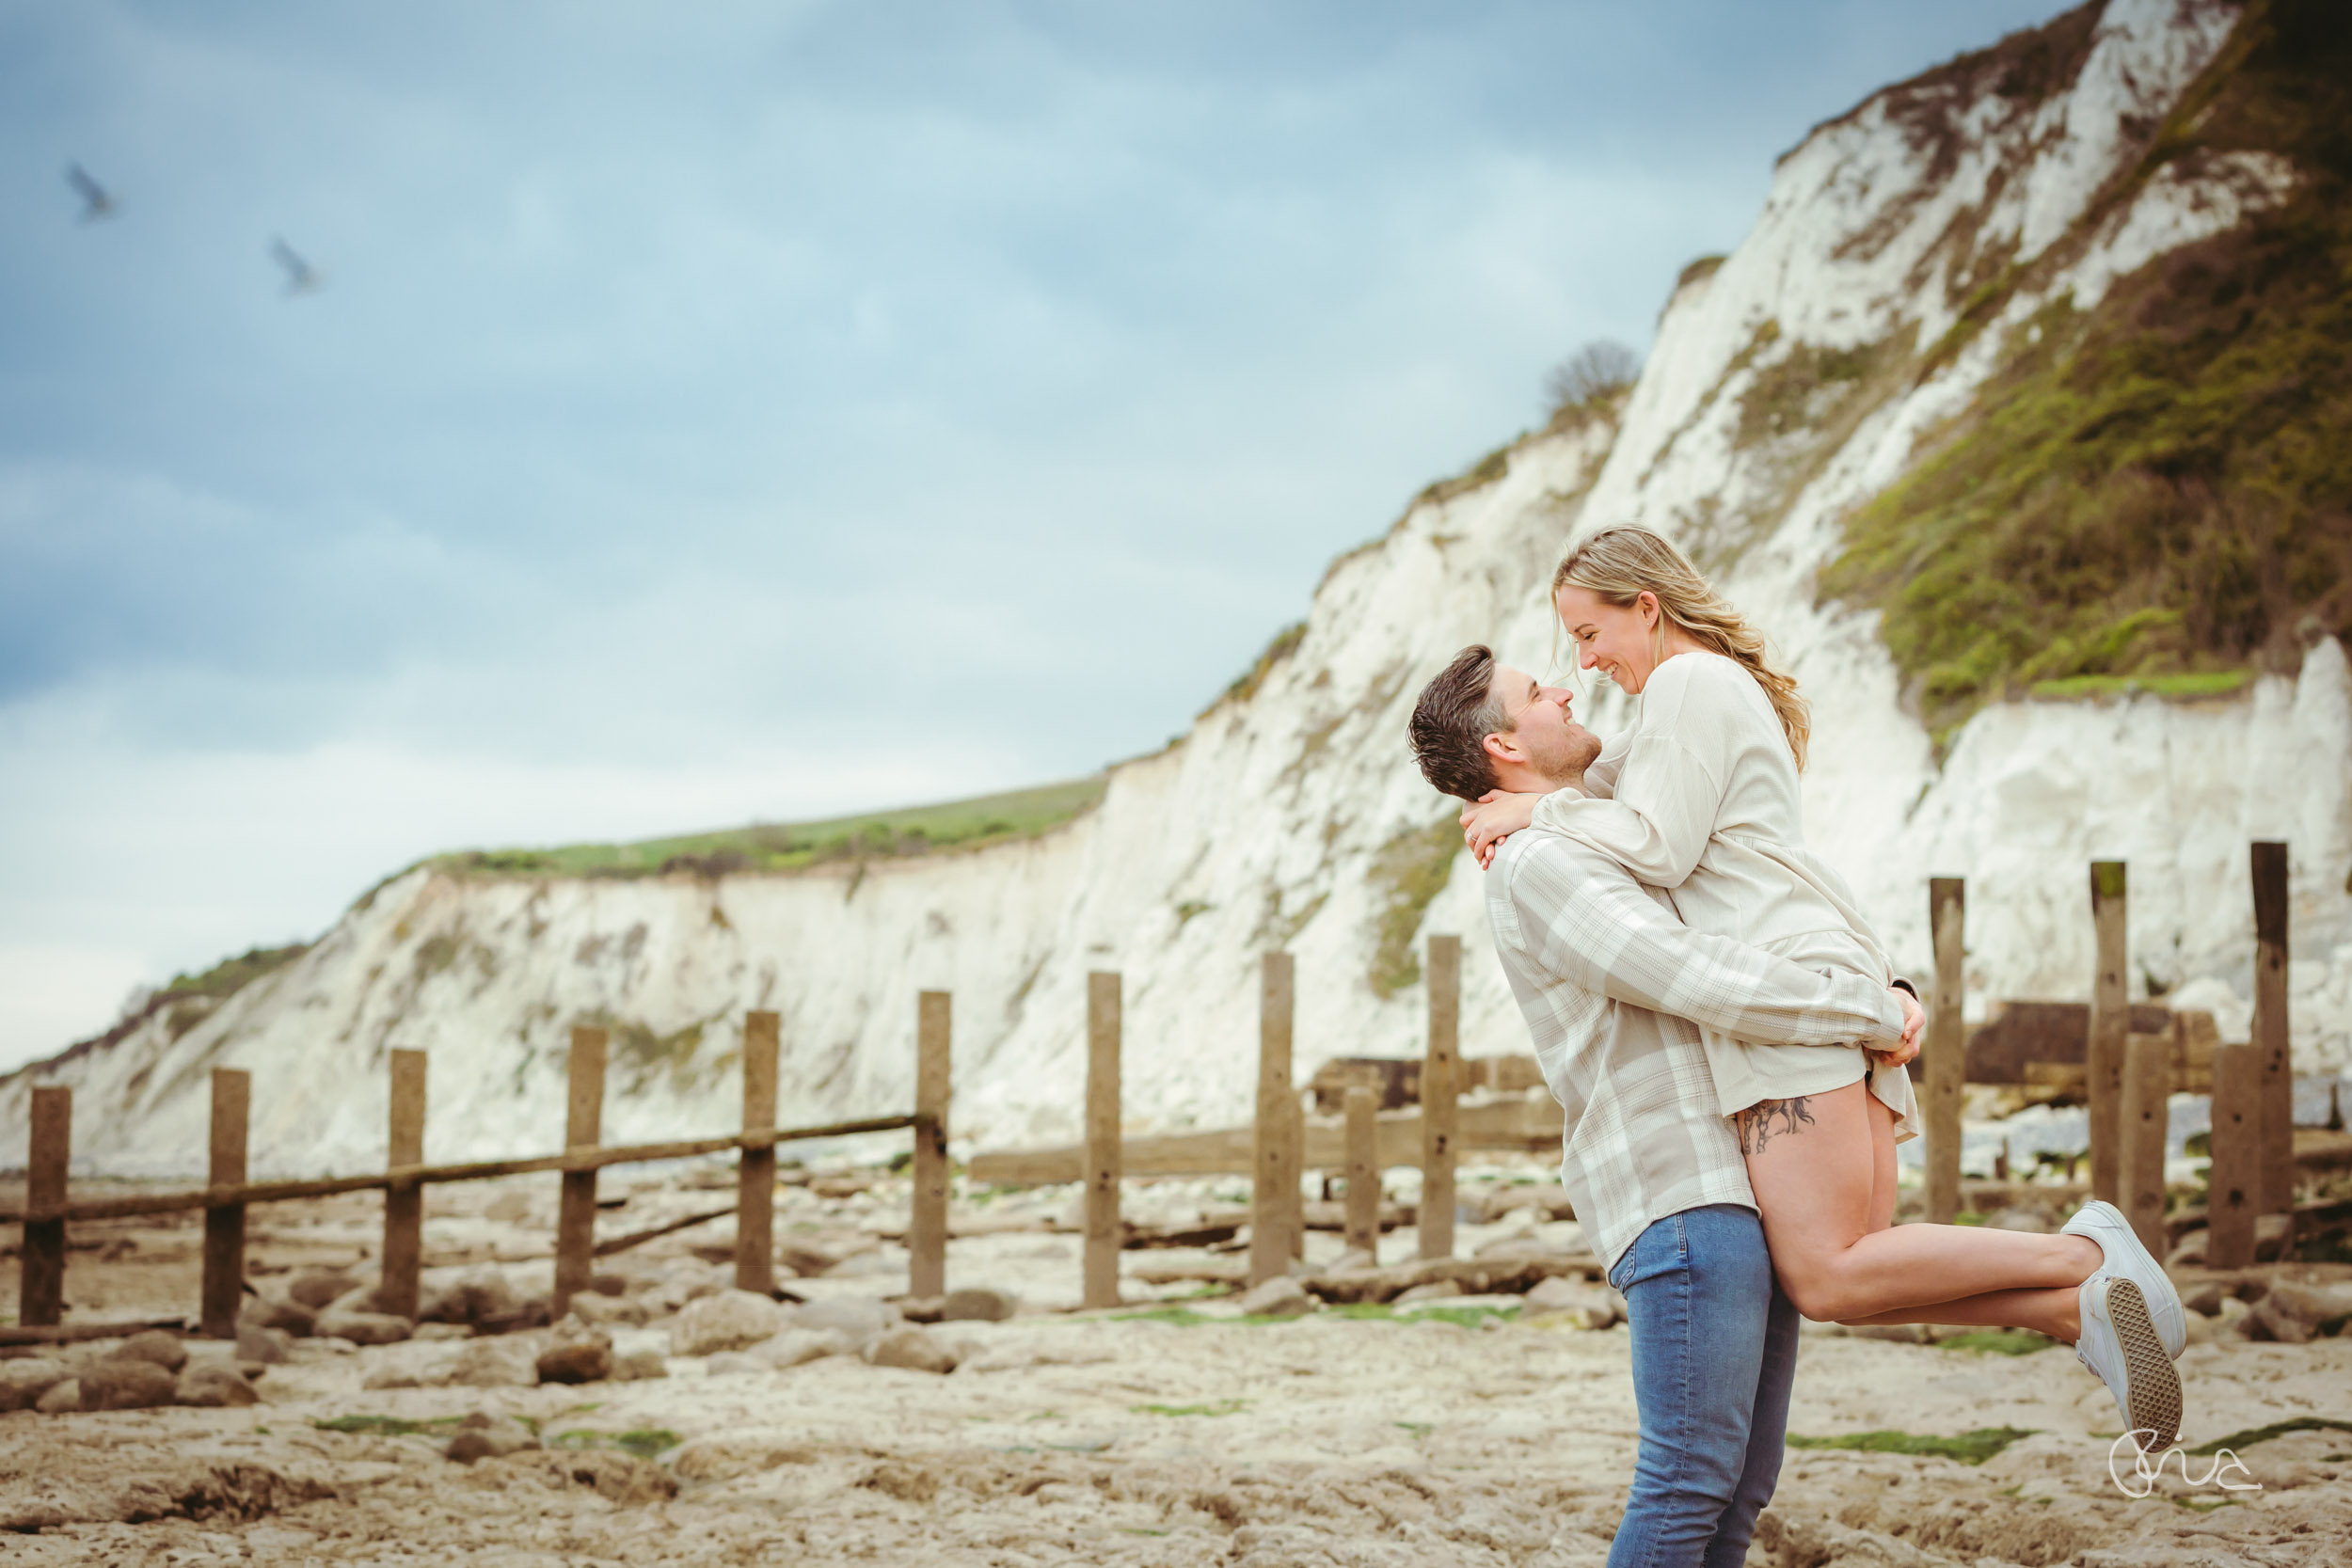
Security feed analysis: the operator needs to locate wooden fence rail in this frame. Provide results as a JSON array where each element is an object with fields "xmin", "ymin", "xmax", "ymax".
[{"xmin": 9, "ymin": 1003, "xmax": 946, "ymax": 1335}]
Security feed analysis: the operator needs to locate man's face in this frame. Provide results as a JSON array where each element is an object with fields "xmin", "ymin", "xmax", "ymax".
[{"xmin": 1483, "ymin": 664, "xmax": 1601, "ymax": 787}]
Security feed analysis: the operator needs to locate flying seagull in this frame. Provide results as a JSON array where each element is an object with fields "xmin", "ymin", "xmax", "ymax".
[
  {"xmin": 67, "ymin": 163, "xmax": 117, "ymax": 222},
  {"xmin": 269, "ymin": 236, "xmax": 324, "ymax": 296}
]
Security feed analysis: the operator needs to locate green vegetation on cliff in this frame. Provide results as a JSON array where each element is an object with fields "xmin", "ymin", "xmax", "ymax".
[
  {"xmin": 1817, "ymin": 0, "xmax": 2352, "ymax": 741},
  {"xmin": 437, "ymin": 774, "xmax": 1108, "ymax": 879}
]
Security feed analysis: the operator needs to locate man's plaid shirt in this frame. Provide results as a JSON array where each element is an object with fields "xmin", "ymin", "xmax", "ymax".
[{"xmin": 1486, "ymin": 832, "xmax": 1907, "ymax": 1272}]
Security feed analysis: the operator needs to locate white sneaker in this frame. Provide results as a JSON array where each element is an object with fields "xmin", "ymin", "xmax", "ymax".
[
  {"xmin": 2062, "ymin": 1199, "xmax": 2186, "ymax": 1358},
  {"xmin": 2076, "ymin": 1275, "xmax": 2183, "ymax": 1453}
]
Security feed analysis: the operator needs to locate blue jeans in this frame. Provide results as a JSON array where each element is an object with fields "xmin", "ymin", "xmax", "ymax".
[{"xmin": 1605, "ymin": 1204, "xmax": 1798, "ymax": 1568}]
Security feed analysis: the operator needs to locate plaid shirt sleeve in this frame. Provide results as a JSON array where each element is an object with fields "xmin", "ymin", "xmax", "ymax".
[{"xmin": 1499, "ymin": 833, "xmax": 1904, "ymax": 1048}]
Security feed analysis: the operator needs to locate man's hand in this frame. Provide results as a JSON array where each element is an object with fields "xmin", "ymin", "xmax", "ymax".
[
  {"xmin": 1870, "ymin": 985, "xmax": 1926, "ymax": 1069},
  {"xmin": 1461, "ymin": 790, "xmax": 1542, "ymax": 869}
]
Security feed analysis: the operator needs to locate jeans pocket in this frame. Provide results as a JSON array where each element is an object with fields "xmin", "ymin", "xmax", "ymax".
[{"xmin": 1609, "ymin": 1213, "xmax": 1689, "ymax": 1293}]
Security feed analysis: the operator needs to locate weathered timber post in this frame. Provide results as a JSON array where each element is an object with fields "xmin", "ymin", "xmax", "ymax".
[
  {"xmin": 1420, "ymin": 936, "xmax": 1461, "ymax": 1260},
  {"xmin": 553, "ymin": 1025, "xmax": 608, "ymax": 1320},
  {"xmin": 2251, "ymin": 842, "xmax": 2293, "ymax": 1218},
  {"xmin": 1925, "ymin": 879, "xmax": 1966, "ymax": 1225},
  {"xmin": 1288, "ymin": 1085, "xmax": 1307, "ymax": 1260},
  {"xmin": 2207, "ymin": 1040, "xmax": 2261, "ymax": 1269},
  {"xmin": 1343, "ymin": 1085, "xmax": 1379, "ymax": 1258},
  {"xmin": 1083, "ymin": 972, "xmax": 1122, "ymax": 1309},
  {"xmin": 380, "ymin": 1050, "xmax": 427, "ymax": 1321},
  {"xmin": 2120, "ymin": 1021, "xmax": 2171, "ymax": 1258},
  {"xmin": 910, "ymin": 991, "xmax": 952, "ymax": 1299},
  {"xmin": 1250, "ymin": 953, "xmax": 1298, "ymax": 1286},
  {"xmin": 2088, "ymin": 861, "xmax": 2129, "ymax": 1206},
  {"xmin": 736, "ymin": 1011, "xmax": 780, "ymax": 1295},
  {"xmin": 19, "ymin": 1085, "xmax": 70, "ymax": 1327},
  {"xmin": 200, "ymin": 1069, "xmax": 251, "ymax": 1338}
]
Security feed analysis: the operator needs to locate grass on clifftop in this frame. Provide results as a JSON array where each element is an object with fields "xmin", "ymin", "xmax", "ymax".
[
  {"xmin": 1817, "ymin": 0, "xmax": 2352, "ymax": 742},
  {"xmin": 436, "ymin": 775, "xmax": 1108, "ymax": 879}
]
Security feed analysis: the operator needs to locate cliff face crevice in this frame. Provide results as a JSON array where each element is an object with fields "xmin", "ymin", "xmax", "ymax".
[{"xmin": 7, "ymin": 0, "xmax": 2347, "ymax": 1179}]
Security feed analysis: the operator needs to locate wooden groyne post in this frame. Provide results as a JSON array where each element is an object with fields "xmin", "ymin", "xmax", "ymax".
[
  {"xmin": 2208, "ymin": 1039, "xmax": 2261, "ymax": 1269},
  {"xmin": 18, "ymin": 1086, "xmax": 70, "ymax": 1327},
  {"xmin": 552, "ymin": 1025, "xmax": 607, "ymax": 1320},
  {"xmin": 2088, "ymin": 861, "xmax": 2129, "ymax": 1206},
  {"xmin": 735, "ymin": 1011, "xmax": 780, "ymax": 1295},
  {"xmin": 1924, "ymin": 878, "xmax": 1965, "ymax": 1224},
  {"xmin": 1083, "ymin": 972, "xmax": 1122, "ymax": 1309},
  {"xmin": 1343, "ymin": 1085, "xmax": 1379, "ymax": 1256},
  {"xmin": 2120, "ymin": 1019, "xmax": 2171, "ymax": 1257},
  {"xmin": 380, "ymin": 1050, "xmax": 427, "ymax": 1320},
  {"xmin": 199, "ymin": 1069, "xmax": 250, "ymax": 1338},
  {"xmin": 2251, "ymin": 841, "xmax": 2293, "ymax": 1218},
  {"xmin": 1419, "ymin": 935, "xmax": 1460, "ymax": 1260},
  {"xmin": 909, "ymin": 991, "xmax": 952, "ymax": 1299},
  {"xmin": 1250, "ymin": 953, "xmax": 1298, "ymax": 1286}
]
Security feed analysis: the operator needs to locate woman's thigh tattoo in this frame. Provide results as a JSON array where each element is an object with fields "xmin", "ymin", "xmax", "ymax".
[{"xmin": 1734, "ymin": 1096, "xmax": 1815, "ymax": 1155}]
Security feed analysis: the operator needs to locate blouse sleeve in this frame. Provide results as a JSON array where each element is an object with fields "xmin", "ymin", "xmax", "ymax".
[{"xmin": 1530, "ymin": 734, "xmax": 1725, "ymax": 887}]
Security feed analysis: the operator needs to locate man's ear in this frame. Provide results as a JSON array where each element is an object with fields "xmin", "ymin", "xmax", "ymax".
[{"xmin": 1480, "ymin": 730, "xmax": 1518, "ymax": 766}]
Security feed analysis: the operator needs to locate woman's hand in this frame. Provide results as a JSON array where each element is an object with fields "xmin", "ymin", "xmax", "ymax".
[
  {"xmin": 1460, "ymin": 791, "xmax": 1542, "ymax": 869},
  {"xmin": 1870, "ymin": 986, "xmax": 1926, "ymax": 1069}
]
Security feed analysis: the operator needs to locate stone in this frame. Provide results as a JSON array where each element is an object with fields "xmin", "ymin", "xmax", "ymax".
[
  {"xmin": 485, "ymin": 1187, "xmax": 535, "ymax": 1223},
  {"xmin": 942, "ymin": 1286, "xmax": 1020, "ymax": 1323},
  {"xmin": 116, "ymin": 1329, "xmax": 190, "ymax": 1373},
  {"xmin": 445, "ymin": 1413, "xmax": 541, "ymax": 1464},
  {"xmin": 589, "ymin": 1271, "xmax": 630, "ymax": 1296},
  {"xmin": 314, "ymin": 1308, "xmax": 414, "ymax": 1346},
  {"xmin": 0, "ymin": 1358, "xmax": 70, "ymax": 1413},
  {"xmin": 78, "ymin": 1357, "xmax": 179, "ymax": 1411},
  {"xmin": 705, "ymin": 1351, "xmax": 765, "ymax": 1376},
  {"xmin": 568, "ymin": 1291, "xmax": 652, "ymax": 1328},
  {"xmin": 2263, "ymin": 1278, "xmax": 2352, "ymax": 1333},
  {"xmin": 174, "ymin": 1363, "xmax": 261, "ymax": 1407},
  {"xmin": 1393, "ymin": 1280, "xmax": 1465, "ymax": 1305},
  {"xmin": 747, "ymin": 1328, "xmax": 853, "ymax": 1370},
  {"xmin": 864, "ymin": 1325, "xmax": 958, "ymax": 1374},
  {"xmin": 1328, "ymin": 1248, "xmax": 1378, "ymax": 1273},
  {"xmin": 2241, "ymin": 1297, "xmax": 2314, "ymax": 1344},
  {"xmin": 611, "ymin": 1347, "xmax": 669, "ymax": 1381},
  {"xmin": 36, "ymin": 1378, "xmax": 81, "ymax": 1414},
  {"xmin": 536, "ymin": 1316, "xmax": 614, "ymax": 1385},
  {"xmin": 2180, "ymin": 1281, "xmax": 2228, "ymax": 1318},
  {"xmin": 287, "ymin": 1269, "xmax": 362, "ymax": 1309},
  {"xmin": 442, "ymin": 1337, "xmax": 539, "ymax": 1387},
  {"xmin": 1523, "ymin": 1275, "xmax": 1624, "ymax": 1329},
  {"xmin": 670, "ymin": 1289, "xmax": 786, "ymax": 1356},
  {"xmin": 1233, "ymin": 1275, "xmax": 1315, "ymax": 1317},
  {"xmin": 453, "ymin": 1267, "xmax": 519, "ymax": 1326},
  {"xmin": 895, "ymin": 1295, "xmax": 946, "ymax": 1323},
  {"xmin": 779, "ymin": 1243, "xmax": 843, "ymax": 1277},
  {"xmin": 670, "ymin": 1432, "xmax": 821, "ymax": 1482},
  {"xmin": 236, "ymin": 1322, "xmax": 295, "ymax": 1365},
  {"xmin": 240, "ymin": 1293, "xmax": 317, "ymax": 1336},
  {"xmin": 787, "ymin": 1295, "xmax": 901, "ymax": 1347}
]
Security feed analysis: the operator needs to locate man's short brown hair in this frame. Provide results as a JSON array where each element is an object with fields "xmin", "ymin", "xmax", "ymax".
[{"xmin": 1409, "ymin": 644, "xmax": 1510, "ymax": 800}]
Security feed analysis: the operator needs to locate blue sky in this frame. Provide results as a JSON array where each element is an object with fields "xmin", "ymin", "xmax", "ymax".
[{"xmin": 0, "ymin": 0, "xmax": 2063, "ymax": 1069}]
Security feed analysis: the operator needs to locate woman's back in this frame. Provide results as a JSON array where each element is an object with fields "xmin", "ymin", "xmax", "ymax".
[{"xmin": 1541, "ymin": 650, "xmax": 1866, "ymax": 955}]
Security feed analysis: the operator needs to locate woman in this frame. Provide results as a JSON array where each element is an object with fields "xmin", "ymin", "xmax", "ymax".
[{"xmin": 1464, "ymin": 525, "xmax": 2187, "ymax": 1449}]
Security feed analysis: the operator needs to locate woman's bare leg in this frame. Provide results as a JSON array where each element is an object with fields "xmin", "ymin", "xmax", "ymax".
[
  {"xmin": 1838, "ymin": 1287, "xmax": 2080, "ymax": 1342},
  {"xmin": 1738, "ymin": 1082, "xmax": 2102, "ymax": 1323},
  {"xmin": 1865, "ymin": 1087, "xmax": 1897, "ymax": 1235}
]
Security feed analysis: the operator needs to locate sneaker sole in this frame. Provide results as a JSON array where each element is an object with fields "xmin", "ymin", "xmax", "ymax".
[{"xmin": 2108, "ymin": 1279, "xmax": 2182, "ymax": 1451}]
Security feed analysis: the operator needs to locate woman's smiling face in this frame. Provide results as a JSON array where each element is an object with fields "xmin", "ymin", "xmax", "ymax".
[{"xmin": 1555, "ymin": 583, "xmax": 1663, "ymax": 693}]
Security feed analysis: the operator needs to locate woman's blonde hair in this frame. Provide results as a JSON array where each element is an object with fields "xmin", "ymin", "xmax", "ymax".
[{"xmin": 1551, "ymin": 525, "xmax": 1811, "ymax": 769}]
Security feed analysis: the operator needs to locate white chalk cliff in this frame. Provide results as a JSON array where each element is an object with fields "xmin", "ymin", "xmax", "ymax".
[{"xmin": 7, "ymin": 0, "xmax": 2347, "ymax": 1178}]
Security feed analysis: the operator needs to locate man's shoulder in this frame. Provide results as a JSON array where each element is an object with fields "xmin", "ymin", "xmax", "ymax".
[{"xmin": 1492, "ymin": 829, "xmax": 1639, "ymax": 902}]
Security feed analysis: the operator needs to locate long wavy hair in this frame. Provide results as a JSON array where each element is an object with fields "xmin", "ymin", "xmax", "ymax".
[{"xmin": 1551, "ymin": 525, "xmax": 1811, "ymax": 769}]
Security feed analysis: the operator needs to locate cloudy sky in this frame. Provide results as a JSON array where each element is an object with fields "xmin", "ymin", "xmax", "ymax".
[{"xmin": 0, "ymin": 0, "xmax": 2061, "ymax": 1070}]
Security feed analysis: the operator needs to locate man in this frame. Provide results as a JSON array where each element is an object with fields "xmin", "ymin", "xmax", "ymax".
[{"xmin": 1408, "ymin": 644, "xmax": 1922, "ymax": 1568}]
